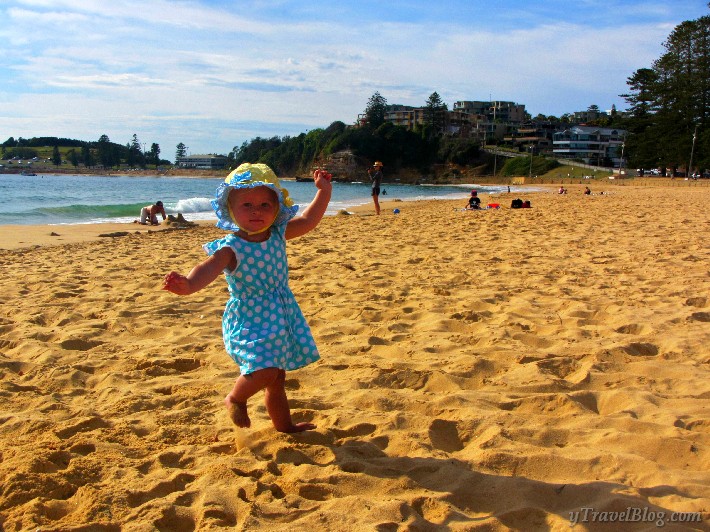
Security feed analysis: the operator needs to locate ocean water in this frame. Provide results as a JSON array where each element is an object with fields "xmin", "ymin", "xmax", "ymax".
[{"xmin": 0, "ymin": 173, "xmax": 513, "ymax": 226}]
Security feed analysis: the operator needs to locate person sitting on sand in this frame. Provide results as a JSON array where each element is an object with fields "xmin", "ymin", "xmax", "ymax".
[
  {"xmin": 162, "ymin": 163, "xmax": 332, "ymax": 433},
  {"xmin": 584, "ymin": 186, "xmax": 591, "ymax": 195},
  {"xmin": 465, "ymin": 190, "xmax": 482, "ymax": 210},
  {"xmin": 558, "ymin": 186, "xmax": 567, "ymax": 194},
  {"xmin": 139, "ymin": 201, "xmax": 166, "ymax": 225}
]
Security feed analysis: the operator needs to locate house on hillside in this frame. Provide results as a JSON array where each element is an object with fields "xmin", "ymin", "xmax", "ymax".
[
  {"xmin": 453, "ymin": 101, "xmax": 526, "ymax": 124},
  {"xmin": 504, "ymin": 121, "xmax": 560, "ymax": 152},
  {"xmin": 553, "ymin": 126, "xmax": 626, "ymax": 167}
]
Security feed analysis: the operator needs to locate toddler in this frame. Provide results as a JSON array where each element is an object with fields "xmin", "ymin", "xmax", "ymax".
[{"xmin": 163, "ymin": 163, "xmax": 332, "ymax": 432}]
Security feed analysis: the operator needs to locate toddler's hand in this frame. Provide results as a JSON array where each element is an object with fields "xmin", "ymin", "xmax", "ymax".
[
  {"xmin": 313, "ymin": 169, "xmax": 333, "ymax": 191},
  {"xmin": 162, "ymin": 271, "xmax": 190, "ymax": 294},
  {"xmin": 313, "ymin": 169, "xmax": 332, "ymax": 182}
]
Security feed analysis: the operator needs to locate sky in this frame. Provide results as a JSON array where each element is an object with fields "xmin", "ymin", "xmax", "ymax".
[{"xmin": 1, "ymin": 0, "xmax": 708, "ymax": 158}]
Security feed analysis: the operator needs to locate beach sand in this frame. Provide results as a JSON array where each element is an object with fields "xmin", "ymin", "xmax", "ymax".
[{"xmin": 0, "ymin": 184, "xmax": 708, "ymax": 530}]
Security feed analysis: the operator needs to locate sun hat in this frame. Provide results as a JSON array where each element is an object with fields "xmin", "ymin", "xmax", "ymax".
[
  {"xmin": 373, "ymin": 161, "xmax": 383, "ymax": 167},
  {"xmin": 211, "ymin": 163, "xmax": 298, "ymax": 232}
]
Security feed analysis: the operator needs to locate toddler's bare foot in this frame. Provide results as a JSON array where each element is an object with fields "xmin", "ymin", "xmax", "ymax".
[
  {"xmin": 225, "ymin": 397, "xmax": 250, "ymax": 428},
  {"xmin": 278, "ymin": 421, "xmax": 316, "ymax": 433}
]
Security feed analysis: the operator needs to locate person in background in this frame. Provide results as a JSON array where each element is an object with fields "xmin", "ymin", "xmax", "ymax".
[
  {"xmin": 584, "ymin": 186, "xmax": 591, "ymax": 195},
  {"xmin": 465, "ymin": 190, "xmax": 481, "ymax": 210},
  {"xmin": 139, "ymin": 201, "xmax": 166, "ymax": 225},
  {"xmin": 370, "ymin": 161, "xmax": 384, "ymax": 215}
]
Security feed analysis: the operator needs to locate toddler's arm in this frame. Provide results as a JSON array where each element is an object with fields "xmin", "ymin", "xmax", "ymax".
[
  {"xmin": 163, "ymin": 247, "xmax": 234, "ymax": 295},
  {"xmin": 285, "ymin": 170, "xmax": 332, "ymax": 239}
]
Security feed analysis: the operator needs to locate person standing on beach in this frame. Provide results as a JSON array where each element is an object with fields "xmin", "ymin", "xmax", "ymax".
[
  {"xmin": 139, "ymin": 201, "xmax": 166, "ymax": 225},
  {"xmin": 162, "ymin": 163, "xmax": 332, "ymax": 433},
  {"xmin": 370, "ymin": 161, "xmax": 384, "ymax": 215}
]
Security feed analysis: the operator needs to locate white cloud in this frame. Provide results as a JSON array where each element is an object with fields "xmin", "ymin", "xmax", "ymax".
[{"xmin": 1, "ymin": 0, "xmax": 707, "ymax": 154}]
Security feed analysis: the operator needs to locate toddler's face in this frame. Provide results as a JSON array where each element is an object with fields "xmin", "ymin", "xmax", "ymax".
[{"xmin": 228, "ymin": 186, "xmax": 279, "ymax": 234}]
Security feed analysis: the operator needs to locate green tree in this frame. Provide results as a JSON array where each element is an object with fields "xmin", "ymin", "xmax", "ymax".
[
  {"xmin": 438, "ymin": 137, "xmax": 481, "ymax": 166},
  {"xmin": 52, "ymin": 145, "xmax": 61, "ymax": 166},
  {"xmin": 620, "ymin": 68, "xmax": 661, "ymax": 168},
  {"xmin": 126, "ymin": 143, "xmax": 134, "ymax": 167},
  {"xmin": 82, "ymin": 145, "xmax": 95, "ymax": 168},
  {"xmin": 423, "ymin": 91, "xmax": 448, "ymax": 136},
  {"xmin": 364, "ymin": 92, "xmax": 387, "ymax": 128},
  {"xmin": 128, "ymin": 134, "xmax": 143, "ymax": 168},
  {"xmin": 231, "ymin": 136, "xmax": 282, "ymax": 167},
  {"xmin": 175, "ymin": 142, "xmax": 187, "ymax": 163},
  {"xmin": 150, "ymin": 143, "xmax": 160, "ymax": 166},
  {"xmin": 622, "ymin": 13, "xmax": 710, "ymax": 172},
  {"xmin": 97, "ymin": 134, "xmax": 114, "ymax": 168},
  {"xmin": 67, "ymin": 148, "xmax": 79, "ymax": 167}
]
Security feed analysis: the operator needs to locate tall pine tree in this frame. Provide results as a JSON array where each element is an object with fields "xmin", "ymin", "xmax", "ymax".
[
  {"xmin": 622, "ymin": 12, "xmax": 710, "ymax": 172},
  {"xmin": 364, "ymin": 92, "xmax": 388, "ymax": 129},
  {"xmin": 423, "ymin": 92, "xmax": 448, "ymax": 137}
]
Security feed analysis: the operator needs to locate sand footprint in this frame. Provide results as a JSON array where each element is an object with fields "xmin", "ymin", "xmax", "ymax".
[
  {"xmin": 135, "ymin": 357, "xmax": 202, "ymax": 375},
  {"xmin": 54, "ymin": 416, "xmax": 111, "ymax": 439},
  {"xmin": 685, "ymin": 296, "xmax": 707, "ymax": 308},
  {"xmin": 615, "ymin": 323, "xmax": 652, "ymax": 335},
  {"xmin": 371, "ymin": 368, "xmax": 430, "ymax": 390},
  {"xmin": 126, "ymin": 472, "xmax": 196, "ymax": 508},
  {"xmin": 621, "ymin": 342, "xmax": 659, "ymax": 356},
  {"xmin": 59, "ymin": 338, "xmax": 103, "ymax": 351},
  {"xmin": 151, "ymin": 504, "xmax": 198, "ymax": 531},
  {"xmin": 428, "ymin": 419, "xmax": 464, "ymax": 453},
  {"xmin": 689, "ymin": 311, "xmax": 710, "ymax": 322},
  {"xmin": 298, "ymin": 483, "xmax": 334, "ymax": 501}
]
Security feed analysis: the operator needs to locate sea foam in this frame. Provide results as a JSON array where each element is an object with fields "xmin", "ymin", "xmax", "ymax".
[{"xmin": 173, "ymin": 197, "xmax": 213, "ymax": 214}]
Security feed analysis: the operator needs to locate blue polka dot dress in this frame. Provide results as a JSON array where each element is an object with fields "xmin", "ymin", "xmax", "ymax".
[{"xmin": 203, "ymin": 222, "xmax": 320, "ymax": 375}]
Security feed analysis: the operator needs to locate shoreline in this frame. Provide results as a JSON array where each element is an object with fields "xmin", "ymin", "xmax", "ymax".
[
  {"xmin": 0, "ymin": 173, "xmax": 516, "ymax": 233},
  {"xmin": 8, "ymin": 167, "xmax": 710, "ymax": 186},
  {"xmin": 0, "ymin": 183, "xmax": 518, "ymax": 251},
  {"xmin": 0, "ymin": 201, "xmax": 412, "ymax": 251},
  {"xmin": 1, "ymin": 180, "xmax": 706, "ymax": 251},
  {"xmin": 0, "ymin": 183, "xmax": 646, "ymax": 251}
]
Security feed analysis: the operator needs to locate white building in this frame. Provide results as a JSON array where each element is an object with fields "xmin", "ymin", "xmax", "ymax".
[
  {"xmin": 176, "ymin": 154, "xmax": 228, "ymax": 170},
  {"xmin": 553, "ymin": 126, "xmax": 626, "ymax": 166}
]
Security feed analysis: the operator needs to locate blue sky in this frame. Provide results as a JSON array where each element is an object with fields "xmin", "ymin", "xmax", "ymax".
[{"xmin": 1, "ymin": 0, "xmax": 708, "ymax": 157}]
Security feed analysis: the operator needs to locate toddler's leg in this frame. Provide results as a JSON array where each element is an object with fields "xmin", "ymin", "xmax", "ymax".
[
  {"xmin": 225, "ymin": 368, "xmax": 281, "ymax": 428},
  {"xmin": 264, "ymin": 369, "xmax": 316, "ymax": 433}
]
